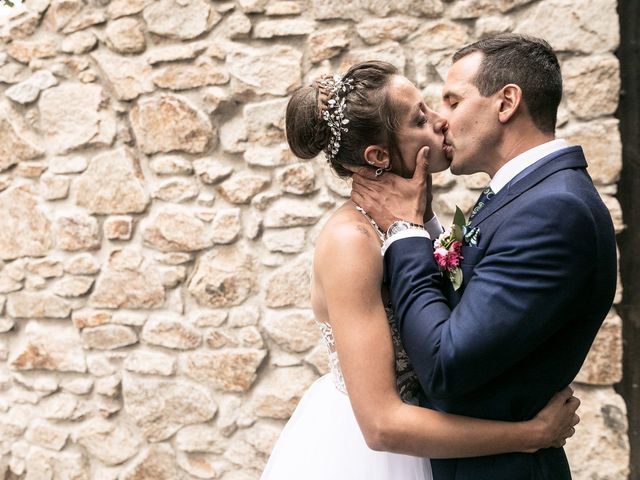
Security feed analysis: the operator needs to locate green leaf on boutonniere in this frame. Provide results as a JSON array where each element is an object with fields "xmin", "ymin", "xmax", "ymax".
[
  {"xmin": 451, "ymin": 224, "xmax": 463, "ymax": 242},
  {"xmin": 453, "ymin": 206, "xmax": 466, "ymax": 228},
  {"xmin": 450, "ymin": 268, "xmax": 463, "ymax": 291}
]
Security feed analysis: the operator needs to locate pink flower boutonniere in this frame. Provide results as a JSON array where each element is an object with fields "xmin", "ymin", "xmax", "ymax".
[{"xmin": 434, "ymin": 207, "xmax": 467, "ymax": 291}]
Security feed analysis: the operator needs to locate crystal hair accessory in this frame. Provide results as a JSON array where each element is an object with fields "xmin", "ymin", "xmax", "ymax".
[{"xmin": 317, "ymin": 74, "xmax": 355, "ymax": 161}]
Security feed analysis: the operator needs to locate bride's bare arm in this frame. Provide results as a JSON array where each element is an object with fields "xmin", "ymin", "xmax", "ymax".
[{"xmin": 314, "ymin": 220, "xmax": 579, "ymax": 459}]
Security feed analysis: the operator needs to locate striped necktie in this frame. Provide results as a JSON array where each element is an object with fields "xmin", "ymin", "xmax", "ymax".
[{"xmin": 468, "ymin": 186, "xmax": 495, "ymax": 221}]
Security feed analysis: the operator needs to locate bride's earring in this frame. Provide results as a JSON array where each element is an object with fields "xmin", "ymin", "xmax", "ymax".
[{"xmin": 375, "ymin": 162, "xmax": 392, "ymax": 177}]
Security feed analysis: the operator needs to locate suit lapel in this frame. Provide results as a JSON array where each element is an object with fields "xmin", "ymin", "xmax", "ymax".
[{"xmin": 467, "ymin": 146, "xmax": 588, "ymax": 228}]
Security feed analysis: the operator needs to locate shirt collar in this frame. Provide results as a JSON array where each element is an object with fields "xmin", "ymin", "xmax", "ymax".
[{"xmin": 490, "ymin": 139, "xmax": 571, "ymax": 194}]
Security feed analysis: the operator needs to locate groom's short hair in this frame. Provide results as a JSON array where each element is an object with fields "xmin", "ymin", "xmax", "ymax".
[{"xmin": 453, "ymin": 33, "xmax": 562, "ymax": 134}]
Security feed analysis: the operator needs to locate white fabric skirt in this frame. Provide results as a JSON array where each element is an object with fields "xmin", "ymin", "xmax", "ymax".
[{"xmin": 260, "ymin": 374, "xmax": 433, "ymax": 480}]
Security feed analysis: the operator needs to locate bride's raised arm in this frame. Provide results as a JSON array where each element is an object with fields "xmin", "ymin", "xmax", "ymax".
[{"xmin": 314, "ymin": 214, "xmax": 579, "ymax": 459}]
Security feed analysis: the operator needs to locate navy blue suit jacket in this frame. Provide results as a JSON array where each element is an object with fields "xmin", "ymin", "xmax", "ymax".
[{"xmin": 384, "ymin": 147, "xmax": 617, "ymax": 480}]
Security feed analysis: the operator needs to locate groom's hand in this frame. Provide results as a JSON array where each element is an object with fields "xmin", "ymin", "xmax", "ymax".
[{"xmin": 349, "ymin": 146, "xmax": 433, "ymax": 232}]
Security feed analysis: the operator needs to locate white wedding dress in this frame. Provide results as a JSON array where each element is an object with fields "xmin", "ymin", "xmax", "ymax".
[{"xmin": 260, "ymin": 305, "xmax": 433, "ymax": 480}]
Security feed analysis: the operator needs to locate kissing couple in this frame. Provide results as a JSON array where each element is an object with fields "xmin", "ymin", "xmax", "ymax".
[{"xmin": 260, "ymin": 33, "xmax": 617, "ymax": 480}]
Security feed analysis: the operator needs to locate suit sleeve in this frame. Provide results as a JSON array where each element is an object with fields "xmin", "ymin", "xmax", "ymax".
[{"xmin": 385, "ymin": 193, "xmax": 597, "ymax": 397}]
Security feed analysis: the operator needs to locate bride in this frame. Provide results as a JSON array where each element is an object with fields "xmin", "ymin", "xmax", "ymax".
[{"xmin": 260, "ymin": 61, "xmax": 579, "ymax": 480}]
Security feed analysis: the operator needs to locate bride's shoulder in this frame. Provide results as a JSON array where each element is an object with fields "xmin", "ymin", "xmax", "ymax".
[{"xmin": 314, "ymin": 204, "xmax": 381, "ymax": 260}]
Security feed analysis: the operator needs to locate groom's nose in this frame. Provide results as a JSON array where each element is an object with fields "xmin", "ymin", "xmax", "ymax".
[{"xmin": 431, "ymin": 111, "xmax": 448, "ymax": 133}]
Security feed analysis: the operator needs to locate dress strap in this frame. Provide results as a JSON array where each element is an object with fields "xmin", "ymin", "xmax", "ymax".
[{"xmin": 354, "ymin": 205, "xmax": 385, "ymax": 243}]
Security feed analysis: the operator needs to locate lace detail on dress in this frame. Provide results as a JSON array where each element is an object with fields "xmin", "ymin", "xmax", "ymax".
[
  {"xmin": 315, "ymin": 309, "xmax": 421, "ymax": 404},
  {"xmin": 316, "ymin": 321, "xmax": 347, "ymax": 394},
  {"xmin": 385, "ymin": 304, "xmax": 421, "ymax": 405}
]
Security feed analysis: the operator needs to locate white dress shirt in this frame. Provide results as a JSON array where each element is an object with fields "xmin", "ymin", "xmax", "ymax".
[{"xmin": 381, "ymin": 139, "xmax": 572, "ymax": 255}]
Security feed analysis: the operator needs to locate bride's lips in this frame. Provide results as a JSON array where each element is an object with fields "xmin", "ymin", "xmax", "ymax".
[{"xmin": 442, "ymin": 140, "xmax": 453, "ymax": 158}]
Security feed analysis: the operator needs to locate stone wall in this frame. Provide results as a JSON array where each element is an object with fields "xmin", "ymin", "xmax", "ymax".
[{"xmin": 0, "ymin": 0, "xmax": 628, "ymax": 479}]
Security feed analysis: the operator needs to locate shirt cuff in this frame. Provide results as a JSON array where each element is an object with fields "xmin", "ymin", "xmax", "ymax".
[
  {"xmin": 381, "ymin": 228, "xmax": 431, "ymax": 256},
  {"xmin": 424, "ymin": 214, "xmax": 444, "ymax": 239}
]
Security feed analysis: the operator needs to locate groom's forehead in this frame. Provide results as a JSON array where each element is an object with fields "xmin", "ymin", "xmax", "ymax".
[{"xmin": 443, "ymin": 55, "xmax": 482, "ymax": 97}]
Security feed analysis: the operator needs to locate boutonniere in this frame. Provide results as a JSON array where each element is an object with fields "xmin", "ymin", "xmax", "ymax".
[{"xmin": 433, "ymin": 207, "xmax": 480, "ymax": 290}]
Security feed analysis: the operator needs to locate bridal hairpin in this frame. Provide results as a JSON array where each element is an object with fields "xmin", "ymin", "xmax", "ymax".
[{"xmin": 317, "ymin": 74, "xmax": 355, "ymax": 161}]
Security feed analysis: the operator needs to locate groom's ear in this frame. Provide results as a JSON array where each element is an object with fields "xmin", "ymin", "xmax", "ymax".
[
  {"xmin": 497, "ymin": 84, "xmax": 523, "ymax": 124},
  {"xmin": 363, "ymin": 145, "xmax": 390, "ymax": 169}
]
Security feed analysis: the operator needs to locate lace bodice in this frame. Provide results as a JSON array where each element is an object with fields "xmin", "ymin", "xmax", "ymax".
[{"xmin": 316, "ymin": 304, "xmax": 421, "ymax": 405}]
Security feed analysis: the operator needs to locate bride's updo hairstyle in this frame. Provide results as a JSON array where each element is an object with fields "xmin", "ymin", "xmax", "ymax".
[{"xmin": 286, "ymin": 61, "xmax": 401, "ymax": 177}]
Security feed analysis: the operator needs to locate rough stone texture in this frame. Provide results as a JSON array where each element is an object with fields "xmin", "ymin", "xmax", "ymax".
[
  {"xmin": 7, "ymin": 291, "xmax": 71, "ymax": 319},
  {"xmin": 264, "ymin": 199, "xmax": 323, "ymax": 228},
  {"xmin": 108, "ymin": 0, "xmax": 154, "ymax": 19},
  {"xmin": 265, "ymin": 255, "xmax": 312, "ymax": 308},
  {"xmin": 92, "ymin": 51, "xmax": 154, "ymax": 101},
  {"xmin": 254, "ymin": 19, "xmax": 316, "ymax": 38},
  {"xmin": 516, "ymin": 0, "xmax": 619, "ymax": 54},
  {"xmin": 563, "ymin": 54, "xmax": 620, "ymax": 120},
  {"xmin": 143, "ymin": 208, "xmax": 212, "ymax": 252},
  {"xmin": 262, "ymin": 310, "xmax": 321, "ymax": 352},
  {"xmin": 152, "ymin": 57, "xmax": 229, "ymax": 90},
  {"xmin": 90, "ymin": 265, "xmax": 165, "ymax": 309},
  {"xmin": 53, "ymin": 275, "xmax": 94, "ymax": 297},
  {"xmin": 211, "ymin": 208, "xmax": 242, "ymax": 244},
  {"xmin": 252, "ymin": 366, "xmax": 318, "ymax": 418},
  {"xmin": 152, "ymin": 178, "xmax": 199, "ymax": 203},
  {"xmin": 7, "ymin": 39, "xmax": 58, "ymax": 64},
  {"xmin": 0, "ymin": 187, "xmax": 53, "ymax": 260},
  {"xmin": 124, "ymin": 350, "xmax": 176, "ymax": 376},
  {"xmin": 278, "ymin": 163, "xmax": 316, "ymax": 195},
  {"xmin": 105, "ymin": 17, "xmax": 146, "ymax": 54},
  {"xmin": 227, "ymin": 45, "xmax": 302, "ymax": 96},
  {"xmin": 76, "ymin": 148, "xmax": 150, "ymax": 215},
  {"xmin": 39, "ymin": 83, "xmax": 116, "ymax": 154},
  {"xmin": 565, "ymin": 385, "xmax": 630, "ymax": 479},
  {"xmin": 5, "ymin": 70, "xmax": 58, "ymax": 105},
  {"xmin": 262, "ymin": 228, "xmax": 306, "ymax": 253},
  {"xmin": 149, "ymin": 155, "xmax": 194, "ymax": 176},
  {"xmin": 0, "ymin": 2, "xmax": 625, "ymax": 478},
  {"xmin": 308, "ymin": 26, "xmax": 350, "ymax": 63},
  {"xmin": 142, "ymin": 0, "xmax": 220, "ymax": 40},
  {"xmin": 55, "ymin": 213, "xmax": 101, "ymax": 252},
  {"xmin": 175, "ymin": 424, "xmax": 228, "ymax": 454},
  {"xmin": 561, "ymin": 119, "xmax": 622, "ymax": 186},
  {"xmin": 10, "ymin": 330, "xmax": 86, "ymax": 372},
  {"xmin": 81, "ymin": 325, "xmax": 138, "ymax": 350},
  {"xmin": 123, "ymin": 375, "xmax": 217, "ymax": 441},
  {"xmin": 141, "ymin": 314, "xmax": 201, "ymax": 350},
  {"xmin": 119, "ymin": 443, "xmax": 177, "ymax": 480},
  {"xmin": 104, "ymin": 216, "xmax": 133, "ymax": 240},
  {"xmin": 61, "ymin": 30, "xmax": 98, "ymax": 54},
  {"xmin": 576, "ymin": 311, "xmax": 623, "ymax": 385},
  {"xmin": 182, "ymin": 348, "xmax": 267, "ymax": 392},
  {"xmin": 130, "ymin": 94, "xmax": 215, "ymax": 154},
  {"xmin": 64, "ymin": 254, "xmax": 100, "ymax": 275},
  {"xmin": 340, "ymin": 41, "xmax": 407, "ymax": 73},
  {"xmin": 74, "ymin": 417, "xmax": 142, "ymax": 466},
  {"xmin": 41, "ymin": 173, "xmax": 71, "ymax": 200},
  {"xmin": 218, "ymin": 172, "xmax": 270, "ymax": 204},
  {"xmin": 25, "ymin": 419, "xmax": 69, "ymax": 451},
  {"xmin": 356, "ymin": 17, "xmax": 421, "ymax": 45},
  {"xmin": 188, "ymin": 247, "xmax": 256, "ymax": 308}
]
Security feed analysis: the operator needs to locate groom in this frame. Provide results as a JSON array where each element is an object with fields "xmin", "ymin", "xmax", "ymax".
[{"xmin": 350, "ymin": 34, "xmax": 617, "ymax": 479}]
